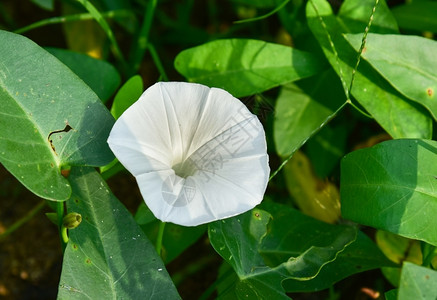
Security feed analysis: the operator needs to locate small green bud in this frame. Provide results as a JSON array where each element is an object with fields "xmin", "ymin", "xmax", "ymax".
[{"xmin": 63, "ymin": 212, "xmax": 82, "ymax": 229}]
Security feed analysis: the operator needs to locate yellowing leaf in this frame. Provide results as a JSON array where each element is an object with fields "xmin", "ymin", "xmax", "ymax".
[{"xmin": 283, "ymin": 150, "xmax": 340, "ymax": 223}]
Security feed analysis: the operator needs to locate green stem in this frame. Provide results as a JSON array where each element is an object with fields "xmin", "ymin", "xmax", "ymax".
[
  {"xmin": 234, "ymin": 0, "xmax": 291, "ymax": 24},
  {"xmin": 269, "ymin": 100, "xmax": 349, "ymax": 181},
  {"xmin": 155, "ymin": 221, "xmax": 166, "ymax": 257},
  {"xmin": 129, "ymin": 0, "xmax": 158, "ymax": 75},
  {"xmin": 57, "ymin": 202, "xmax": 67, "ymax": 252},
  {"xmin": 75, "ymin": 0, "xmax": 126, "ymax": 66},
  {"xmin": 14, "ymin": 10, "xmax": 131, "ymax": 34},
  {"xmin": 148, "ymin": 43, "xmax": 168, "ymax": 81},
  {"xmin": 0, "ymin": 200, "xmax": 46, "ymax": 241},
  {"xmin": 346, "ymin": 98, "xmax": 373, "ymax": 119},
  {"xmin": 348, "ymin": 0, "xmax": 380, "ymax": 95},
  {"xmin": 61, "ymin": 225, "xmax": 69, "ymax": 244}
]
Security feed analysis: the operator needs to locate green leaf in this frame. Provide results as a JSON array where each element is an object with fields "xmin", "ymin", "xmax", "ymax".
[
  {"xmin": 208, "ymin": 205, "xmax": 359, "ymax": 297},
  {"xmin": 0, "ymin": 30, "xmax": 114, "ymax": 201},
  {"xmin": 58, "ymin": 167, "xmax": 180, "ymax": 299},
  {"xmin": 110, "ymin": 75, "xmax": 143, "ymax": 119},
  {"xmin": 392, "ymin": 1, "xmax": 437, "ymax": 33},
  {"xmin": 135, "ymin": 202, "xmax": 206, "ymax": 264},
  {"xmin": 385, "ymin": 289, "xmax": 398, "ymax": 300},
  {"xmin": 306, "ymin": 0, "xmax": 432, "ymax": 139},
  {"xmin": 341, "ymin": 139, "xmax": 437, "ymax": 246},
  {"xmin": 351, "ymin": 61, "xmax": 432, "ymax": 139},
  {"xmin": 345, "ymin": 33, "xmax": 437, "ymax": 119},
  {"xmin": 259, "ymin": 202, "xmax": 393, "ymax": 292},
  {"xmin": 337, "ymin": 0, "xmax": 398, "ymax": 34},
  {"xmin": 174, "ymin": 38, "xmax": 325, "ymax": 98},
  {"xmin": 398, "ymin": 262, "xmax": 437, "ymax": 300},
  {"xmin": 209, "ymin": 209, "xmax": 289, "ymax": 299},
  {"xmin": 306, "ymin": 124, "xmax": 347, "ymax": 178},
  {"xmin": 273, "ymin": 69, "xmax": 345, "ymax": 157},
  {"xmin": 46, "ymin": 47, "xmax": 121, "ymax": 103}
]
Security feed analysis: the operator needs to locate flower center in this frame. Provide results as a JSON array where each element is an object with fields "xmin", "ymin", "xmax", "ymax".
[{"xmin": 172, "ymin": 159, "xmax": 197, "ymax": 179}]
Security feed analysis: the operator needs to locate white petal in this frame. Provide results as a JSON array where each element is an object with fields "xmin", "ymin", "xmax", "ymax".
[{"xmin": 108, "ymin": 82, "xmax": 269, "ymax": 226}]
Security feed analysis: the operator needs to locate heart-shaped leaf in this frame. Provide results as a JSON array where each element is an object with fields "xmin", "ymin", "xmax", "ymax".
[
  {"xmin": 0, "ymin": 30, "xmax": 114, "ymax": 201},
  {"xmin": 58, "ymin": 167, "xmax": 180, "ymax": 299},
  {"xmin": 341, "ymin": 139, "xmax": 437, "ymax": 246}
]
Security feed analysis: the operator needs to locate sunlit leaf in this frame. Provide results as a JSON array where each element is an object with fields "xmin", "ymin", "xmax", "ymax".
[
  {"xmin": 110, "ymin": 75, "xmax": 143, "ymax": 119},
  {"xmin": 175, "ymin": 38, "xmax": 325, "ymax": 97},
  {"xmin": 0, "ymin": 30, "xmax": 114, "ymax": 201},
  {"xmin": 58, "ymin": 167, "xmax": 181, "ymax": 299},
  {"xmin": 341, "ymin": 139, "xmax": 437, "ymax": 246},
  {"xmin": 398, "ymin": 262, "xmax": 437, "ymax": 300},
  {"xmin": 337, "ymin": 0, "xmax": 398, "ymax": 34},
  {"xmin": 306, "ymin": 0, "xmax": 432, "ymax": 139},
  {"xmin": 345, "ymin": 33, "xmax": 437, "ymax": 120}
]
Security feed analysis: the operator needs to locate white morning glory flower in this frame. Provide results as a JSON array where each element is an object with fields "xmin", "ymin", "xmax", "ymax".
[{"xmin": 107, "ymin": 82, "xmax": 270, "ymax": 226}]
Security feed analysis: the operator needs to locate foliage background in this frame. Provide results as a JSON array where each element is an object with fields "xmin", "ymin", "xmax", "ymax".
[{"xmin": 1, "ymin": 0, "xmax": 437, "ymax": 299}]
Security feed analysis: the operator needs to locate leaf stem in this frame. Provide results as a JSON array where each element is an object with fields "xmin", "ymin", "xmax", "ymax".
[
  {"xmin": 155, "ymin": 221, "xmax": 166, "ymax": 257},
  {"xmin": 129, "ymin": 0, "xmax": 158, "ymax": 75},
  {"xmin": 348, "ymin": 0, "xmax": 380, "ymax": 95},
  {"xmin": 0, "ymin": 200, "xmax": 46, "ymax": 241},
  {"xmin": 148, "ymin": 43, "xmax": 168, "ymax": 81},
  {"xmin": 14, "ymin": 10, "xmax": 132, "ymax": 34},
  {"xmin": 57, "ymin": 201, "xmax": 67, "ymax": 252},
  {"xmin": 75, "ymin": 0, "xmax": 126, "ymax": 67},
  {"xmin": 61, "ymin": 225, "xmax": 69, "ymax": 244},
  {"xmin": 269, "ymin": 100, "xmax": 349, "ymax": 181},
  {"xmin": 234, "ymin": 0, "xmax": 291, "ymax": 24}
]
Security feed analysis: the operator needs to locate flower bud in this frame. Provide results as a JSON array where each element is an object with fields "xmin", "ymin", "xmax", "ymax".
[{"xmin": 63, "ymin": 212, "xmax": 82, "ymax": 229}]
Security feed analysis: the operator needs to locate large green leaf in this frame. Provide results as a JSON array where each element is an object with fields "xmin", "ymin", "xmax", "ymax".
[
  {"xmin": 0, "ymin": 30, "xmax": 114, "ymax": 201},
  {"xmin": 174, "ymin": 38, "xmax": 325, "ymax": 97},
  {"xmin": 337, "ymin": 0, "xmax": 398, "ymax": 34},
  {"xmin": 58, "ymin": 167, "xmax": 180, "ymax": 299},
  {"xmin": 351, "ymin": 61, "xmax": 432, "ymax": 139},
  {"xmin": 341, "ymin": 139, "xmax": 437, "ymax": 246},
  {"xmin": 209, "ymin": 205, "xmax": 358, "ymax": 297},
  {"xmin": 306, "ymin": 0, "xmax": 432, "ymax": 139},
  {"xmin": 345, "ymin": 33, "xmax": 437, "ymax": 119},
  {"xmin": 46, "ymin": 47, "xmax": 121, "ymax": 103},
  {"xmin": 398, "ymin": 262, "xmax": 437, "ymax": 300},
  {"xmin": 392, "ymin": 1, "xmax": 437, "ymax": 33},
  {"xmin": 259, "ymin": 202, "xmax": 394, "ymax": 292},
  {"xmin": 273, "ymin": 69, "xmax": 345, "ymax": 157}
]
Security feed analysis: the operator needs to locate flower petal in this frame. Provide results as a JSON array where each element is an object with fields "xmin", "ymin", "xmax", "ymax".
[{"xmin": 108, "ymin": 82, "xmax": 269, "ymax": 226}]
